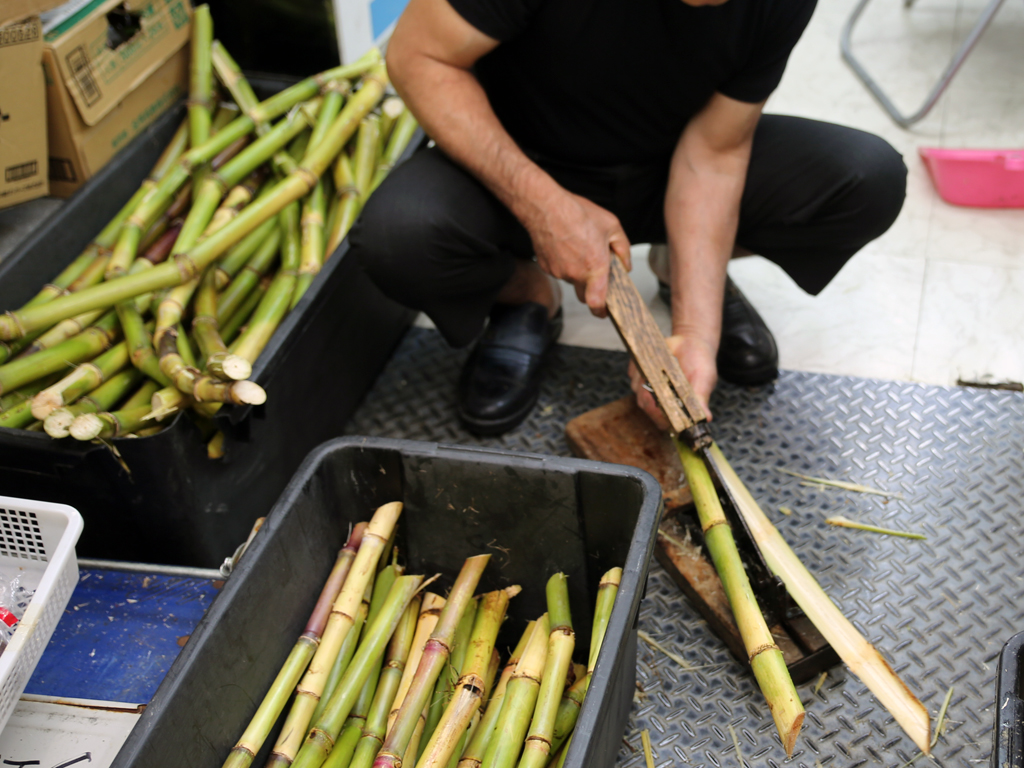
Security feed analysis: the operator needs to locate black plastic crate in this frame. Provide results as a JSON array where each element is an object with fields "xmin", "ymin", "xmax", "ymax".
[
  {"xmin": 110, "ymin": 436, "xmax": 662, "ymax": 768},
  {"xmin": 0, "ymin": 108, "xmax": 417, "ymax": 568},
  {"xmin": 994, "ymin": 631, "xmax": 1024, "ymax": 768}
]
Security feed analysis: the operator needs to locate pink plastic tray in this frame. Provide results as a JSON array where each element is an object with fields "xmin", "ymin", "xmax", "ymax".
[{"xmin": 920, "ymin": 147, "xmax": 1024, "ymax": 208}]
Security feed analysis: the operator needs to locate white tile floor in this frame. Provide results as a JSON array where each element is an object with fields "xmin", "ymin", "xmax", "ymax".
[{"xmin": 422, "ymin": 0, "xmax": 1024, "ymax": 388}]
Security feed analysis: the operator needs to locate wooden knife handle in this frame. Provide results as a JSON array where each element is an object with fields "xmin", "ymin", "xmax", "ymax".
[{"xmin": 605, "ymin": 256, "xmax": 708, "ymax": 434}]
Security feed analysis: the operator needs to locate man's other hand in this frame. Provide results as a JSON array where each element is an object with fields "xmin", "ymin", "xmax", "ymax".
[
  {"xmin": 528, "ymin": 190, "xmax": 631, "ymax": 318},
  {"xmin": 628, "ymin": 334, "xmax": 717, "ymax": 431}
]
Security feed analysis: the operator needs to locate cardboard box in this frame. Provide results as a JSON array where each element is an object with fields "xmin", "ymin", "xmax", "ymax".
[
  {"xmin": 0, "ymin": 16, "xmax": 49, "ymax": 210},
  {"xmin": 42, "ymin": 0, "xmax": 191, "ymax": 197},
  {"xmin": 0, "ymin": 0, "xmax": 63, "ymax": 30}
]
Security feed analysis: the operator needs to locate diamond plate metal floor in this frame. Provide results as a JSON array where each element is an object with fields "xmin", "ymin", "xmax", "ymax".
[{"xmin": 346, "ymin": 327, "xmax": 1024, "ymax": 768}]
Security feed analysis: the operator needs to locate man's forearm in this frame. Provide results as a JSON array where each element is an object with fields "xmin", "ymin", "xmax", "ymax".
[{"xmin": 388, "ymin": 50, "xmax": 561, "ymax": 233}]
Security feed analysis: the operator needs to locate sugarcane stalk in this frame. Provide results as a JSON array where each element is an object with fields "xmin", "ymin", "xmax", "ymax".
[
  {"xmin": 215, "ymin": 216, "xmax": 279, "ymax": 289},
  {"xmin": 549, "ymin": 737, "xmax": 569, "ymax": 768},
  {"xmin": 156, "ymin": 322, "xmax": 266, "ymax": 405},
  {"xmin": 31, "ymin": 338, "xmax": 130, "ymax": 419},
  {"xmin": 589, "ymin": 567, "xmax": 620, "ymax": 674},
  {"xmin": 0, "ymin": 312, "xmax": 120, "ymax": 396},
  {"xmin": 480, "ymin": 614, "xmax": 550, "ymax": 768},
  {"xmin": 675, "ymin": 440, "xmax": 803, "ymax": 755},
  {"xmin": 189, "ymin": 4, "xmax": 214, "ymax": 195},
  {"xmin": 18, "ymin": 309, "xmax": 107, "ymax": 360},
  {"xmin": 317, "ymin": 564, "xmax": 400, "ymax": 724},
  {"xmin": 379, "ymin": 97, "xmax": 405, "ymax": 146},
  {"xmin": 211, "ymin": 41, "xmax": 264, "ymax": 130},
  {"xmin": 267, "ymin": 502, "xmax": 403, "ymax": 768},
  {"xmin": 458, "ymin": 623, "xmax": 536, "ymax": 768},
  {"xmin": 222, "ymin": 275, "xmax": 271, "ymax": 343},
  {"xmin": 292, "ymin": 179, "xmax": 327, "ymax": 307},
  {"xmin": 390, "ymin": 593, "xmax": 445, "ymax": 738},
  {"xmin": 150, "ymin": 385, "xmax": 189, "ymax": 420},
  {"xmin": 138, "ymin": 187, "xmax": 192, "ymax": 254},
  {"xmin": 205, "ymin": 170, "xmax": 270, "ymax": 240},
  {"xmin": 374, "ymin": 555, "xmax": 491, "ymax": 768},
  {"xmin": 43, "ymin": 369, "xmax": 147, "ymax": 438},
  {"xmin": 0, "ymin": 400, "xmax": 37, "ymax": 429},
  {"xmin": 709, "ymin": 443, "xmax": 932, "ymax": 753},
  {"xmin": 70, "ymin": 403, "xmax": 157, "ymax": 440},
  {"xmin": 307, "ymin": 80, "xmax": 350, "ymax": 153},
  {"xmin": 218, "ymin": 225, "xmax": 281, "ymax": 323},
  {"xmin": 352, "ymin": 115, "xmax": 381, "ymax": 199},
  {"xmin": 0, "ymin": 373, "xmax": 61, "ymax": 412},
  {"xmin": 291, "ymin": 574, "xmax": 425, "ymax": 768},
  {"xmin": 116, "ymin": 303, "xmax": 171, "ymax": 388},
  {"xmin": 194, "ymin": 268, "xmax": 251, "ymax": 381},
  {"xmin": 325, "ymin": 154, "xmax": 361, "ymax": 255},
  {"xmin": 421, "ymin": 597, "xmax": 479, "ymax": 757},
  {"xmin": 369, "ymin": 109, "xmax": 419, "ymax": 196},
  {"xmin": 417, "ymin": 588, "xmax": 518, "ymax": 768},
  {"xmin": 207, "ymin": 429, "xmax": 226, "ymax": 458},
  {"xmin": 221, "ymin": 525, "xmax": 366, "ymax": 768}
]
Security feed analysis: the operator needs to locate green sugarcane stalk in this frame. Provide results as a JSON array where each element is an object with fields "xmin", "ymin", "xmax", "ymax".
[
  {"xmin": 0, "ymin": 312, "xmax": 120, "ymax": 396},
  {"xmin": 445, "ymin": 649, "xmax": 499, "ymax": 768},
  {"xmin": 137, "ymin": 186, "xmax": 191, "ymax": 255},
  {"xmin": 291, "ymin": 574, "xmax": 425, "ymax": 768},
  {"xmin": 211, "ymin": 41, "xmax": 264, "ymax": 130},
  {"xmin": 222, "ymin": 525, "xmax": 366, "ymax": 768},
  {"xmin": 307, "ymin": 80, "xmax": 350, "ymax": 153},
  {"xmin": 369, "ymin": 109, "xmax": 419, "ymax": 196},
  {"xmin": 352, "ymin": 115, "xmax": 381, "ymax": 200},
  {"xmin": 458, "ymin": 623, "xmax": 536, "ymax": 768},
  {"xmin": 149, "ymin": 385, "xmax": 188, "ymax": 420},
  {"xmin": 317, "ymin": 564, "xmax": 400, "ymax": 724},
  {"xmin": 204, "ymin": 169, "xmax": 270, "ymax": 241},
  {"xmin": 292, "ymin": 179, "xmax": 327, "ymax": 308},
  {"xmin": 373, "ymin": 555, "xmax": 491, "ymax": 768},
  {"xmin": 189, "ymin": 5, "xmax": 215, "ymax": 195},
  {"xmin": 31, "ymin": 338, "xmax": 130, "ymax": 419},
  {"xmin": 18, "ymin": 309, "xmax": 106, "ymax": 359},
  {"xmin": 69, "ymin": 403, "xmax": 155, "ymax": 440},
  {"xmin": 268, "ymin": 501, "xmax": 403, "ymax": 768},
  {"xmin": 215, "ymin": 216, "xmax": 279, "ymax": 289},
  {"xmin": 675, "ymin": 440, "xmax": 804, "ymax": 755},
  {"xmin": 518, "ymin": 577, "xmax": 575, "ymax": 768},
  {"xmin": 222, "ymin": 274, "xmax": 271, "ymax": 344},
  {"xmin": 418, "ymin": 588, "xmax": 518, "ymax": 768},
  {"xmin": 0, "ymin": 373, "xmax": 61, "ymax": 413},
  {"xmin": 155, "ymin": 324, "xmax": 266, "ymax": 405},
  {"xmin": 0, "ymin": 400, "xmax": 37, "ymax": 429},
  {"xmin": 549, "ymin": 737, "xmax": 570, "ymax": 768},
  {"xmin": 422, "ymin": 597, "xmax": 479, "ymax": 757},
  {"xmin": 0, "ymin": 65, "xmax": 389, "ymax": 343},
  {"xmin": 218, "ymin": 225, "xmax": 281, "ymax": 323},
  {"xmin": 349, "ymin": 594, "xmax": 421, "ymax": 768},
  {"xmin": 194, "ymin": 268, "xmax": 251, "ymax": 381},
  {"xmin": 481, "ymin": 615, "xmax": 550, "ymax": 768},
  {"xmin": 116, "ymin": 304, "xmax": 171, "ymax": 388},
  {"xmin": 44, "ymin": 368, "xmax": 147, "ymax": 438},
  {"xmin": 326, "ymin": 154, "xmax": 361, "ymax": 255},
  {"xmin": 379, "ymin": 97, "xmax": 405, "ymax": 146}
]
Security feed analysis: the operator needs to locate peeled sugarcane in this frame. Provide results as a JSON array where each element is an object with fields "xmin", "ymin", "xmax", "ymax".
[
  {"xmin": 480, "ymin": 614, "xmax": 550, "ymax": 768},
  {"xmin": 709, "ymin": 443, "xmax": 931, "ymax": 753},
  {"xmin": 675, "ymin": 440, "xmax": 803, "ymax": 755},
  {"xmin": 373, "ymin": 555, "xmax": 492, "ymax": 768},
  {"xmin": 44, "ymin": 369, "xmax": 148, "ymax": 439},
  {"xmin": 188, "ymin": 4, "xmax": 215, "ymax": 195},
  {"xmin": 518, "ymin": 576, "xmax": 575, "ymax": 768},
  {"xmin": 292, "ymin": 179, "xmax": 327, "ymax": 307},
  {"xmin": 457, "ymin": 623, "xmax": 536, "ymax": 768},
  {"xmin": 546, "ymin": 567, "xmax": 619, "ymax": 759},
  {"xmin": 217, "ymin": 225, "xmax": 281, "ymax": 323},
  {"xmin": 31, "ymin": 338, "xmax": 131, "ymax": 419},
  {"xmin": 221, "ymin": 524, "xmax": 366, "ymax": 768},
  {"xmin": 0, "ymin": 312, "xmax": 120, "ymax": 396},
  {"xmin": 349, "ymin": 594, "xmax": 421, "ymax": 768},
  {"xmin": 417, "ymin": 588, "xmax": 518, "ymax": 768},
  {"xmin": 267, "ymin": 501, "xmax": 403, "ymax": 768},
  {"xmin": 291, "ymin": 574, "xmax": 426, "ymax": 768},
  {"xmin": 222, "ymin": 275, "xmax": 271, "ymax": 343},
  {"xmin": 0, "ymin": 63, "xmax": 389, "ymax": 343}
]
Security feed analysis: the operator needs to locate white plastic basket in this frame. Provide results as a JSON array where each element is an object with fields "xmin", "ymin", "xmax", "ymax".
[{"xmin": 0, "ymin": 495, "xmax": 83, "ymax": 735}]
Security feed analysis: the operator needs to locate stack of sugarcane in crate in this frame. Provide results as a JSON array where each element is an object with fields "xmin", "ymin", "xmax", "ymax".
[
  {"xmin": 221, "ymin": 501, "xmax": 621, "ymax": 768},
  {"xmin": 0, "ymin": 6, "xmax": 417, "ymax": 456}
]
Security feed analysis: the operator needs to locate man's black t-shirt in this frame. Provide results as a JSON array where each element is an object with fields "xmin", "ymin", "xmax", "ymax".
[{"xmin": 446, "ymin": 0, "xmax": 816, "ymax": 165}]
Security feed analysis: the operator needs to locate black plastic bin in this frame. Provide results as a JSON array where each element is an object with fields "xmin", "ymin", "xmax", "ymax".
[
  {"xmin": 994, "ymin": 631, "xmax": 1024, "ymax": 768},
  {"xmin": 0, "ymin": 108, "xmax": 417, "ymax": 568},
  {"xmin": 111, "ymin": 436, "xmax": 662, "ymax": 768}
]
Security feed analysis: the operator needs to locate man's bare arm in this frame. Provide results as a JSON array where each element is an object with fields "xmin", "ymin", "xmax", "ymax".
[
  {"xmin": 631, "ymin": 92, "xmax": 763, "ymax": 428},
  {"xmin": 386, "ymin": 0, "xmax": 630, "ymax": 314}
]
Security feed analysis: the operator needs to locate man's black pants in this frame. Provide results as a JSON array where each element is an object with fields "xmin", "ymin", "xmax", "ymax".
[{"xmin": 351, "ymin": 115, "xmax": 908, "ymax": 348}]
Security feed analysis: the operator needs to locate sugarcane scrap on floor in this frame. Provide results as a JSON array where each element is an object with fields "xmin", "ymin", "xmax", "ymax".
[
  {"xmin": 0, "ymin": 4, "xmax": 419, "ymax": 454},
  {"xmin": 219, "ymin": 500, "xmax": 622, "ymax": 768}
]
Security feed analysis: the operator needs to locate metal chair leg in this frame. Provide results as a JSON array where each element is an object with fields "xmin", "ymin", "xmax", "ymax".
[{"xmin": 840, "ymin": 0, "xmax": 1009, "ymax": 127}]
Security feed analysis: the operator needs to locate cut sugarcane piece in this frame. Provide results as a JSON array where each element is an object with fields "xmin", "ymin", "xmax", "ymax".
[
  {"xmin": 221, "ymin": 524, "xmax": 365, "ymax": 768},
  {"xmin": 676, "ymin": 440, "xmax": 803, "ymax": 755},
  {"xmin": 373, "ymin": 555, "xmax": 491, "ymax": 768},
  {"xmin": 709, "ymin": 442, "xmax": 931, "ymax": 753},
  {"xmin": 31, "ymin": 338, "xmax": 130, "ymax": 419},
  {"xmin": 70, "ymin": 404, "xmax": 159, "ymax": 440},
  {"xmin": 267, "ymin": 500, "xmax": 403, "ymax": 768}
]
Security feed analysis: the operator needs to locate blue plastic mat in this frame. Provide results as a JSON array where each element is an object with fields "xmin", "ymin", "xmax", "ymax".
[{"xmin": 25, "ymin": 569, "xmax": 220, "ymax": 704}]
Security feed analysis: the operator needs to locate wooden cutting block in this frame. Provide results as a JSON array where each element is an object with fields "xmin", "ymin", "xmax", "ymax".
[{"xmin": 566, "ymin": 395, "xmax": 839, "ymax": 683}]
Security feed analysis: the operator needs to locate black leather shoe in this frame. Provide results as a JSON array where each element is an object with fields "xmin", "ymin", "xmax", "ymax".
[
  {"xmin": 657, "ymin": 277, "xmax": 778, "ymax": 386},
  {"xmin": 458, "ymin": 302, "xmax": 563, "ymax": 435}
]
